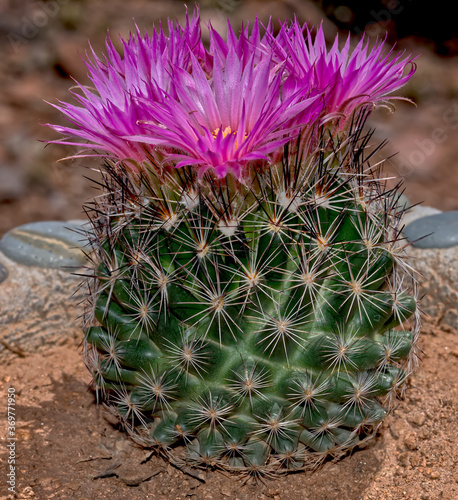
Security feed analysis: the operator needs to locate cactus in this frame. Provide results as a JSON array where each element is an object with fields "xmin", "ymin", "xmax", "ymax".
[{"xmin": 49, "ymin": 12, "xmax": 420, "ymax": 474}]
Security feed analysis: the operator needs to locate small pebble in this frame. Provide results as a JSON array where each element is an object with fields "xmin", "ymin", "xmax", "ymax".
[
  {"xmin": 403, "ymin": 433, "xmax": 418, "ymax": 451},
  {"xmin": 0, "ymin": 220, "xmax": 89, "ymax": 269},
  {"xmin": 418, "ymin": 429, "xmax": 431, "ymax": 440},
  {"xmin": 389, "ymin": 422, "xmax": 403, "ymax": 440},
  {"xmin": 220, "ymin": 486, "xmax": 232, "ymax": 497},
  {"xmin": 397, "ymin": 452, "xmax": 410, "ymax": 467},
  {"xmin": 404, "ymin": 211, "xmax": 458, "ymax": 248},
  {"xmin": 408, "ymin": 411, "xmax": 426, "ymax": 427}
]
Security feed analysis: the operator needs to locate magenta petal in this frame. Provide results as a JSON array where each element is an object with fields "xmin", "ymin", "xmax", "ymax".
[
  {"xmin": 48, "ymin": 11, "xmax": 415, "ymax": 180},
  {"xmin": 271, "ymin": 18, "xmax": 417, "ymax": 126}
]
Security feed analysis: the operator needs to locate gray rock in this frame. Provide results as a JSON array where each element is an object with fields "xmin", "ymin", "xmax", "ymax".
[
  {"xmin": 402, "ymin": 205, "xmax": 442, "ymax": 228},
  {"xmin": 0, "ymin": 251, "xmax": 83, "ymax": 359},
  {"xmin": 401, "ymin": 206, "xmax": 458, "ymax": 330},
  {"xmin": 404, "ymin": 211, "xmax": 458, "ymax": 248},
  {"xmin": 406, "ymin": 244, "xmax": 458, "ymax": 331},
  {"xmin": 0, "ymin": 261, "xmax": 8, "ymax": 284},
  {"xmin": 0, "ymin": 220, "xmax": 89, "ymax": 269}
]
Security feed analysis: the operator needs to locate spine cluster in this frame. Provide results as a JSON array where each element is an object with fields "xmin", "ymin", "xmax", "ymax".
[{"xmin": 80, "ymin": 129, "xmax": 420, "ymax": 474}]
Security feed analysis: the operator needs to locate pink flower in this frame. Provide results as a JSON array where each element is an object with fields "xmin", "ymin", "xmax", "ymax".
[
  {"xmin": 126, "ymin": 44, "xmax": 322, "ymax": 179},
  {"xmin": 209, "ymin": 18, "xmax": 273, "ymax": 72},
  {"xmin": 47, "ymin": 10, "xmax": 205, "ymax": 164},
  {"xmin": 48, "ymin": 14, "xmax": 416, "ymax": 179},
  {"xmin": 272, "ymin": 20, "xmax": 416, "ymax": 125}
]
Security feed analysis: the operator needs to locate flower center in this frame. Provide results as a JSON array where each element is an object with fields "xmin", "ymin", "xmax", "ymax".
[
  {"xmin": 213, "ymin": 126, "xmax": 233, "ymax": 139},
  {"xmin": 212, "ymin": 126, "xmax": 248, "ymax": 150}
]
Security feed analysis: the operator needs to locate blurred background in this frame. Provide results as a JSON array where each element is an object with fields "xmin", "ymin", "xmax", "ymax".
[{"xmin": 0, "ymin": 0, "xmax": 457, "ymax": 236}]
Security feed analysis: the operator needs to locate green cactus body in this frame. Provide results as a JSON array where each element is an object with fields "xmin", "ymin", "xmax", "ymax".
[{"xmin": 82, "ymin": 135, "xmax": 419, "ymax": 474}]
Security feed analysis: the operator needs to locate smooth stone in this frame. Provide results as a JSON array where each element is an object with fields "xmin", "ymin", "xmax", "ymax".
[
  {"xmin": 404, "ymin": 211, "xmax": 458, "ymax": 249},
  {"xmin": 402, "ymin": 205, "xmax": 442, "ymax": 228},
  {"xmin": 0, "ymin": 220, "xmax": 89, "ymax": 269},
  {"xmin": 405, "ymin": 244, "xmax": 458, "ymax": 332},
  {"xmin": 0, "ymin": 251, "xmax": 81, "ymax": 359},
  {"xmin": 0, "ymin": 261, "xmax": 8, "ymax": 284}
]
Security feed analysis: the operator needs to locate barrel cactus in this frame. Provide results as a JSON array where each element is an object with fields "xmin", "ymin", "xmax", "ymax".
[{"xmin": 49, "ymin": 11, "xmax": 420, "ymax": 474}]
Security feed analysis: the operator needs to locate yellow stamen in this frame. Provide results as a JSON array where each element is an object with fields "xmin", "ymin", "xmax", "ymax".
[
  {"xmin": 212, "ymin": 126, "xmax": 248, "ymax": 150},
  {"xmin": 213, "ymin": 126, "xmax": 233, "ymax": 139}
]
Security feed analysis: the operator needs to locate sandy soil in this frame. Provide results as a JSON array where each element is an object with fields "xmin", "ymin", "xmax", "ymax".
[{"xmin": 0, "ymin": 321, "xmax": 457, "ymax": 500}]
